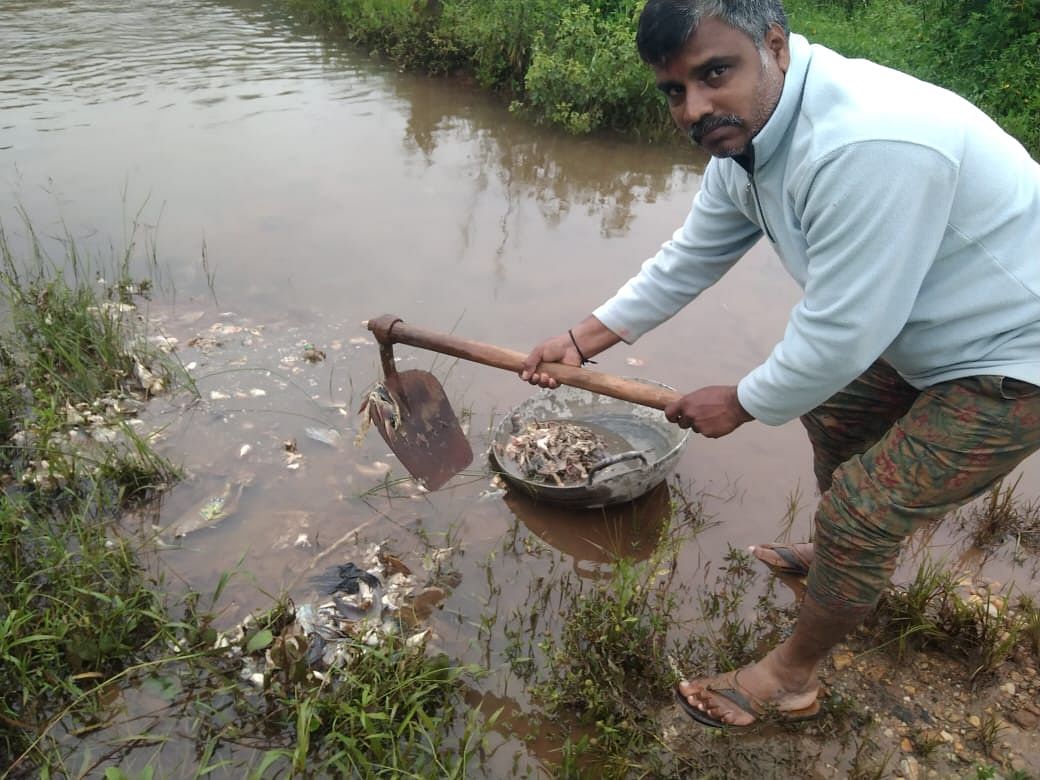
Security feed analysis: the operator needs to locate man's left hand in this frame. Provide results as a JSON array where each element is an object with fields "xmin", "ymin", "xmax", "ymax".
[{"xmin": 664, "ymin": 385, "xmax": 754, "ymax": 438}]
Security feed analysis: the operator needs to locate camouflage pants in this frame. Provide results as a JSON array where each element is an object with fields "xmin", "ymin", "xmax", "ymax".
[{"xmin": 801, "ymin": 360, "xmax": 1040, "ymax": 610}]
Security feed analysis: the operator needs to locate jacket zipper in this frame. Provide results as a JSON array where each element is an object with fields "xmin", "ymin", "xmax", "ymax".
[{"xmin": 746, "ymin": 172, "xmax": 776, "ymax": 243}]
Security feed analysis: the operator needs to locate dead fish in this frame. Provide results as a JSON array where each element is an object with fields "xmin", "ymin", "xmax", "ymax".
[
  {"xmin": 500, "ymin": 419, "xmax": 610, "ymax": 486},
  {"xmin": 304, "ymin": 426, "xmax": 342, "ymax": 448},
  {"xmin": 355, "ymin": 384, "xmax": 401, "ymax": 446},
  {"xmin": 170, "ymin": 476, "xmax": 252, "ymax": 538}
]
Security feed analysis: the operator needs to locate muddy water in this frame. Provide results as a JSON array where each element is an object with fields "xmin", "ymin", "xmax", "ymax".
[{"xmin": 3, "ymin": 0, "xmax": 1039, "ymax": 775}]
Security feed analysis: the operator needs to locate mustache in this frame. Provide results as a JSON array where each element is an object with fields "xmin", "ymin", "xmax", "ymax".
[{"xmin": 688, "ymin": 115, "xmax": 743, "ymax": 144}]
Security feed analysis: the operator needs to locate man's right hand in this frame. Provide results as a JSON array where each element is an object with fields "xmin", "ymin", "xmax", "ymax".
[
  {"xmin": 519, "ymin": 316, "xmax": 622, "ymax": 388},
  {"xmin": 520, "ymin": 333, "xmax": 578, "ymax": 388}
]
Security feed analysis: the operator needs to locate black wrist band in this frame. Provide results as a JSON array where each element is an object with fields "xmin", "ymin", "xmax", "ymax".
[{"xmin": 568, "ymin": 329, "xmax": 597, "ymax": 366}]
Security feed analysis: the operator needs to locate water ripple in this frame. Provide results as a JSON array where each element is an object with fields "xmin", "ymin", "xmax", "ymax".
[{"xmin": 0, "ymin": 0, "xmax": 348, "ymax": 114}]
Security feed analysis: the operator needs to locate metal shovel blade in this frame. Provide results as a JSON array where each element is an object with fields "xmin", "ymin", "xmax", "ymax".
[{"xmin": 366, "ymin": 369, "xmax": 473, "ymax": 491}]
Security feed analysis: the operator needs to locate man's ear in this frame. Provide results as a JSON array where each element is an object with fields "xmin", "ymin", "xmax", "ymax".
[{"xmin": 764, "ymin": 23, "xmax": 790, "ymax": 73}]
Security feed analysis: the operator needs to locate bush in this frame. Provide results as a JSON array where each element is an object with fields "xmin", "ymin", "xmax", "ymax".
[
  {"xmin": 787, "ymin": 0, "xmax": 1040, "ymax": 155},
  {"xmin": 521, "ymin": 1, "xmax": 669, "ymax": 135},
  {"xmin": 283, "ymin": 0, "xmax": 1040, "ymax": 155},
  {"xmin": 441, "ymin": 0, "xmax": 562, "ymax": 89}
]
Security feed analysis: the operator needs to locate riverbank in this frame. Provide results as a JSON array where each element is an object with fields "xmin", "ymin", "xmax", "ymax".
[{"xmin": 283, "ymin": 0, "xmax": 1040, "ymax": 156}]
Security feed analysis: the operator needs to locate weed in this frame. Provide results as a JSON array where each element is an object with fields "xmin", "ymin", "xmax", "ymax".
[
  {"xmin": 910, "ymin": 727, "xmax": 944, "ymax": 759},
  {"xmin": 1019, "ymin": 595, "xmax": 1040, "ymax": 658},
  {"xmin": 973, "ymin": 713, "xmax": 1006, "ymax": 757},
  {"xmin": 959, "ymin": 476, "xmax": 1040, "ymax": 552},
  {"xmin": 870, "ymin": 556, "xmax": 1028, "ymax": 684}
]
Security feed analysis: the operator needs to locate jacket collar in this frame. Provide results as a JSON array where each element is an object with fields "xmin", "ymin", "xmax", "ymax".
[{"xmin": 744, "ymin": 33, "xmax": 812, "ymax": 171}]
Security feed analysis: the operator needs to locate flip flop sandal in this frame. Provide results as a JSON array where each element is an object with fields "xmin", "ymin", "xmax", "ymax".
[
  {"xmin": 751, "ymin": 543, "xmax": 813, "ymax": 578},
  {"xmin": 674, "ymin": 670, "xmax": 821, "ymax": 729}
]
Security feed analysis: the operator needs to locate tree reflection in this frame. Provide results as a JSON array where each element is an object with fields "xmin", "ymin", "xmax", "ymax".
[{"xmin": 393, "ymin": 71, "xmax": 706, "ymax": 239}]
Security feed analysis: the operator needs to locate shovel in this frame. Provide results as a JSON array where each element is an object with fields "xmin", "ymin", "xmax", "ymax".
[{"xmin": 362, "ymin": 314, "xmax": 682, "ymax": 490}]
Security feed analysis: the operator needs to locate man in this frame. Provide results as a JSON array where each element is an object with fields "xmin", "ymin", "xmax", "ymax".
[{"xmin": 520, "ymin": 0, "xmax": 1040, "ymax": 727}]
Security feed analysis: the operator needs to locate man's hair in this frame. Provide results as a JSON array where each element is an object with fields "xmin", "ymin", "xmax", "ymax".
[{"xmin": 636, "ymin": 0, "xmax": 789, "ymax": 67}]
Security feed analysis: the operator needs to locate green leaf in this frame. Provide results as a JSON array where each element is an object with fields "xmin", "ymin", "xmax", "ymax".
[{"xmin": 246, "ymin": 628, "xmax": 274, "ymax": 653}]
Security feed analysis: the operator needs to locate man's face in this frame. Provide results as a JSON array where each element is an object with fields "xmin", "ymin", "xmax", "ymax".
[{"xmin": 653, "ymin": 17, "xmax": 790, "ymax": 158}]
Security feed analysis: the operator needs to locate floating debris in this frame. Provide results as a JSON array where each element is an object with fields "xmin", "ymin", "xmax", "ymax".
[
  {"xmin": 498, "ymin": 419, "xmax": 610, "ymax": 486},
  {"xmin": 355, "ymin": 460, "xmax": 392, "ymax": 479},
  {"xmin": 302, "ymin": 343, "xmax": 326, "ymax": 363},
  {"xmin": 150, "ymin": 334, "xmax": 179, "ymax": 353},
  {"xmin": 284, "ymin": 438, "xmax": 303, "ymax": 469},
  {"xmin": 133, "ymin": 360, "xmax": 165, "ymax": 397},
  {"xmin": 304, "ymin": 426, "xmax": 342, "ymax": 448}
]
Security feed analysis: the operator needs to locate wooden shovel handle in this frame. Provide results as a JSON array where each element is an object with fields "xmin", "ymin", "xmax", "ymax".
[{"xmin": 367, "ymin": 314, "xmax": 682, "ymax": 411}]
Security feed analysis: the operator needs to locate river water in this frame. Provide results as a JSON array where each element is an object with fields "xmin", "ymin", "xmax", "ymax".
[{"xmin": 3, "ymin": 0, "xmax": 1038, "ymax": 775}]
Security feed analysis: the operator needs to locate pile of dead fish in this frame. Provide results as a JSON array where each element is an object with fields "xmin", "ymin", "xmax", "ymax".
[
  {"xmin": 499, "ymin": 419, "xmax": 610, "ymax": 486},
  {"xmin": 217, "ymin": 544, "xmax": 452, "ymax": 688}
]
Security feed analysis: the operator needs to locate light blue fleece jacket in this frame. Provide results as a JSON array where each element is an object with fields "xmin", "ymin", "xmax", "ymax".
[{"xmin": 593, "ymin": 34, "xmax": 1040, "ymax": 426}]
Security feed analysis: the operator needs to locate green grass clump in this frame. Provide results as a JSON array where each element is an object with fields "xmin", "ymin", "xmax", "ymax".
[
  {"xmin": 869, "ymin": 557, "xmax": 1028, "ymax": 683},
  {"xmin": 257, "ymin": 636, "xmax": 484, "ymax": 777},
  {"xmin": 0, "ymin": 220, "xmax": 185, "ymax": 772}
]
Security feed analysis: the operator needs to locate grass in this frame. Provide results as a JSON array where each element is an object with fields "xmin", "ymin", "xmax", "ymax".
[
  {"xmin": 867, "ymin": 555, "xmax": 1034, "ymax": 684},
  {"xmin": 0, "ymin": 220, "xmax": 187, "ymax": 772},
  {"xmin": 494, "ymin": 479, "xmax": 814, "ymax": 777},
  {"xmin": 161, "ymin": 596, "xmax": 489, "ymax": 779}
]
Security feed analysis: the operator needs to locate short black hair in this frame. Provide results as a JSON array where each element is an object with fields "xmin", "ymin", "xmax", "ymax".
[{"xmin": 636, "ymin": 0, "xmax": 790, "ymax": 67}]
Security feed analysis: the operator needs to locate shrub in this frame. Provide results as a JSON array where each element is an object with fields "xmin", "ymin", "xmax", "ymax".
[{"xmin": 520, "ymin": 1, "xmax": 668, "ymax": 135}]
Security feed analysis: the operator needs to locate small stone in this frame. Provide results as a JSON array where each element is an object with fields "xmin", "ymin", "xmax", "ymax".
[
  {"xmin": 833, "ymin": 651, "xmax": 854, "ymax": 671},
  {"xmin": 940, "ymin": 730, "xmax": 955, "ymax": 743},
  {"xmin": 1009, "ymin": 709, "xmax": 1038, "ymax": 730},
  {"xmin": 968, "ymin": 715, "xmax": 982, "ymax": 728},
  {"xmin": 904, "ymin": 685, "xmax": 916, "ymax": 695},
  {"xmin": 1001, "ymin": 682, "xmax": 1017, "ymax": 696},
  {"xmin": 899, "ymin": 756, "xmax": 920, "ymax": 780},
  {"xmin": 901, "ymin": 737, "xmax": 914, "ymax": 752},
  {"xmin": 947, "ymin": 711, "xmax": 962, "ymax": 723},
  {"xmin": 884, "ymin": 727, "xmax": 895, "ymax": 738},
  {"xmin": 1011, "ymin": 758, "xmax": 1027, "ymax": 772}
]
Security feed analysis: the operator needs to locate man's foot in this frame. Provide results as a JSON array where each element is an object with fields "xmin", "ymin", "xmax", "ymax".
[
  {"xmin": 749, "ymin": 542, "xmax": 815, "ymax": 578},
  {"xmin": 675, "ymin": 652, "xmax": 820, "ymax": 727}
]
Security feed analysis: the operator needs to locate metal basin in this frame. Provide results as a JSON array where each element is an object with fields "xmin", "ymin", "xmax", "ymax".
[{"xmin": 487, "ymin": 381, "xmax": 689, "ymax": 508}]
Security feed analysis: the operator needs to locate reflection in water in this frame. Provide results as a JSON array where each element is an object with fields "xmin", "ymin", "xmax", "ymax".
[
  {"xmin": 504, "ymin": 481, "xmax": 671, "ymax": 577},
  {"xmin": 390, "ymin": 72, "xmax": 706, "ymax": 241}
]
